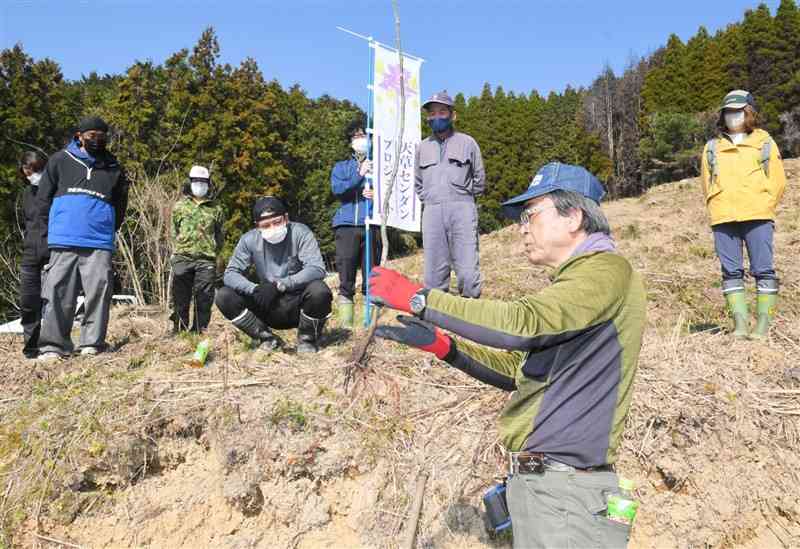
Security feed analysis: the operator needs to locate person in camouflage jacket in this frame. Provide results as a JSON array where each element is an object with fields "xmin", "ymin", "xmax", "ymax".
[{"xmin": 170, "ymin": 165, "xmax": 224, "ymax": 333}]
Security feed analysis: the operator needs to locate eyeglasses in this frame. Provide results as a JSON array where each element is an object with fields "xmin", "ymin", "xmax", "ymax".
[{"xmin": 518, "ymin": 205, "xmax": 554, "ymax": 226}]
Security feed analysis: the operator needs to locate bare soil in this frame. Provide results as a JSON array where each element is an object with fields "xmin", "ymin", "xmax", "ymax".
[{"xmin": 2, "ymin": 163, "xmax": 800, "ymax": 548}]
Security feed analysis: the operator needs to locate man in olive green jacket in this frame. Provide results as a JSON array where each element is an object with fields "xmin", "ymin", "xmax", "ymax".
[{"xmin": 369, "ymin": 162, "xmax": 646, "ymax": 548}]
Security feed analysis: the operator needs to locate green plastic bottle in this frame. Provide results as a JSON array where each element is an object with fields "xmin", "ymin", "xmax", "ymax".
[
  {"xmin": 189, "ymin": 339, "xmax": 210, "ymax": 368},
  {"xmin": 606, "ymin": 477, "xmax": 639, "ymax": 526}
]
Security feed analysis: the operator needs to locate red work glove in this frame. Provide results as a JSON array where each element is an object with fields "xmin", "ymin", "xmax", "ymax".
[
  {"xmin": 375, "ymin": 315, "xmax": 453, "ymax": 359},
  {"xmin": 368, "ymin": 266, "xmax": 422, "ymax": 314}
]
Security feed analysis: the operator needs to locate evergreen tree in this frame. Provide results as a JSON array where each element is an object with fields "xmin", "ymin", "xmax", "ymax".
[
  {"xmin": 718, "ymin": 23, "xmax": 749, "ymax": 91},
  {"xmin": 642, "ymin": 34, "xmax": 689, "ymax": 115},
  {"xmin": 741, "ymin": 4, "xmax": 783, "ymax": 131},
  {"xmin": 699, "ymin": 30, "xmax": 732, "ymax": 111},
  {"xmin": 774, "ymin": 0, "xmax": 800, "ymax": 123},
  {"xmin": 0, "ymin": 45, "xmax": 74, "ymax": 226}
]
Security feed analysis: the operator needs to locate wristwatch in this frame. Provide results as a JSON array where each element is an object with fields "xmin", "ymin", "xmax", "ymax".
[
  {"xmin": 410, "ymin": 289, "xmax": 429, "ymax": 316},
  {"xmin": 276, "ymin": 281, "xmax": 287, "ymax": 293}
]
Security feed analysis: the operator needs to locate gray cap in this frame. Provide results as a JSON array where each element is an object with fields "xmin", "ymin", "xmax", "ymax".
[{"xmin": 422, "ymin": 90, "xmax": 454, "ymax": 109}]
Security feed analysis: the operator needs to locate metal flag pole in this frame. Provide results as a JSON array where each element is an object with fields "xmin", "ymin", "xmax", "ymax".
[
  {"xmin": 337, "ymin": 26, "xmax": 425, "ymax": 327},
  {"xmin": 336, "ymin": 26, "xmax": 425, "ymax": 62},
  {"xmin": 364, "ymin": 34, "xmax": 376, "ymax": 327}
]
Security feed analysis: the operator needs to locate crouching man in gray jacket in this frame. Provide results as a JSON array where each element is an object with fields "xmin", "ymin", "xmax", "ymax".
[{"xmin": 215, "ymin": 197, "xmax": 333, "ymax": 353}]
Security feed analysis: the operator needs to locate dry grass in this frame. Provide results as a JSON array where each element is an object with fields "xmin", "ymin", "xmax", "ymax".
[{"xmin": 1, "ymin": 163, "xmax": 799, "ymax": 548}]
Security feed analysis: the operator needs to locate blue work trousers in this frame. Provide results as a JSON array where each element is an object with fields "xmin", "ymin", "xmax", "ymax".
[{"xmin": 712, "ymin": 220, "xmax": 776, "ymax": 282}]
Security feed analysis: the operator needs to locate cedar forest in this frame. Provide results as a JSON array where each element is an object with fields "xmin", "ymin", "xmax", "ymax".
[{"xmin": 2, "ymin": 1, "xmax": 800, "ymax": 319}]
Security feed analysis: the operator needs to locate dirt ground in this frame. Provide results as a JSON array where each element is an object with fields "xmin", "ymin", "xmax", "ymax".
[{"xmin": 2, "ymin": 162, "xmax": 800, "ymax": 548}]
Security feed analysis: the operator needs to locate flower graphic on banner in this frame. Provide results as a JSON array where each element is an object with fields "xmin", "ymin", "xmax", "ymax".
[
  {"xmin": 370, "ymin": 45, "xmax": 422, "ymax": 233},
  {"xmin": 378, "ymin": 63, "xmax": 418, "ymax": 97}
]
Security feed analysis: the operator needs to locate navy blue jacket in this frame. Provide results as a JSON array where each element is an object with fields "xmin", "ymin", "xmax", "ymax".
[
  {"xmin": 331, "ymin": 157, "xmax": 371, "ymax": 227},
  {"xmin": 36, "ymin": 139, "xmax": 129, "ymax": 251}
]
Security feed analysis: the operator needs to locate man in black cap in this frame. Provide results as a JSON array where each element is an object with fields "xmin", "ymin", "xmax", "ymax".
[
  {"xmin": 215, "ymin": 197, "xmax": 333, "ymax": 353},
  {"xmin": 35, "ymin": 116, "xmax": 130, "ymax": 360}
]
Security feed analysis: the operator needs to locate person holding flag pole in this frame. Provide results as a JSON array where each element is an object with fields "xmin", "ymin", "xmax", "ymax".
[
  {"xmin": 330, "ymin": 117, "xmax": 382, "ymax": 328},
  {"xmin": 336, "ymin": 25, "xmax": 424, "ymax": 329}
]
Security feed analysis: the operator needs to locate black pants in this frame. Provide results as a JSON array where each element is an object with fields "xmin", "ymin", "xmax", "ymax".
[
  {"xmin": 215, "ymin": 280, "xmax": 332, "ymax": 329},
  {"xmin": 335, "ymin": 226, "xmax": 381, "ymax": 300},
  {"xmin": 19, "ymin": 262, "xmax": 46, "ymax": 357},
  {"xmin": 172, "ymin": 257, "xmax": 216, "ymax": 333}
]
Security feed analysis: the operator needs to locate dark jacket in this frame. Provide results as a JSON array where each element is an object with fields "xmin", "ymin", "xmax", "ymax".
[
  {"xmin": 36, "ymin": 138, "xmax": 129, "ymax": 251},
  {"xmin": 20, "ymin": 183, "xmax": 48, "ymax": 267}
]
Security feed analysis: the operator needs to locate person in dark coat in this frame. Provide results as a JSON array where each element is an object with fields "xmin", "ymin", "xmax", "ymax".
[{"xmin": 17, "ymin": 150, "xmax": 48, "ymax": 358}]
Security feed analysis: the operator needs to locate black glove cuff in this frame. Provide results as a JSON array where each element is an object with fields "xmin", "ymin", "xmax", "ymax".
[{"xmin": 441, "ymin": 336, "xmax": 458, "ymax": 363}]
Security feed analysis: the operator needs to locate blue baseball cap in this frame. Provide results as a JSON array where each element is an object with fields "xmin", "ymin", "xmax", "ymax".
[{"xmin": 501, "ymin": 162, "xmax": 607, "ymax": 221}]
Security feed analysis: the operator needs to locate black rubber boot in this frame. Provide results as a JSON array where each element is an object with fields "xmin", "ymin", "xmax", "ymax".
[
  {"xmin": 232, "ymin": 310, "xmax": 280, "ymax": 350},
  {"xmin": 297, "ymin": 311, "xmax": 327, "ymax": 353}
]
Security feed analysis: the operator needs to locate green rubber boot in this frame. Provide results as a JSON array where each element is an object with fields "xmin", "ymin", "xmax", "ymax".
[
  {"xmin": 337, "ymin": 296, "xmax": 354, "ymax": 328},
  {"xmin": 750, "ymin": 290, "xmax": 778, "ymax": 340},
  {"xmin": 724, "ymin": 289, "xmax": 749, "ymax": 338}
]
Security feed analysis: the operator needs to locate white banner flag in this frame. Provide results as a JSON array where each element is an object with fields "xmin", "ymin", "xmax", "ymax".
[{"xmin": 367, "ymin": 44, "xmax": 422, "ymax": 232}]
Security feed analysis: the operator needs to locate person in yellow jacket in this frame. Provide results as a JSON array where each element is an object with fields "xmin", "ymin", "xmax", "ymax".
[{"xmin": 700, "ymin": 90, "xmax": 786, "ymax": 339}]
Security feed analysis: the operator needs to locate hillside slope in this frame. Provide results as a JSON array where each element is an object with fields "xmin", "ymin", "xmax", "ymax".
[{"xmin": 2, "ymin": 162, "xmax": 800, "ymax": 548}]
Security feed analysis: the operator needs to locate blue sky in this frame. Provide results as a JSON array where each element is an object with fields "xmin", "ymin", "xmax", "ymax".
[{"xmin": 1, "ymin": 0, "xmax": 782, "ymax": 109}]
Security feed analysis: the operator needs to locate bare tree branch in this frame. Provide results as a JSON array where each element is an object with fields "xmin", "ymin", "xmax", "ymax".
[{"xmin": 2, "ymin": 135, "xmax": 51, "ymax": 158}]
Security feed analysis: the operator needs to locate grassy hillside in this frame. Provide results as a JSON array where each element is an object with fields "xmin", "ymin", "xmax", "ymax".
[{"xmin": 2, "ymin": 163, "xmax": 800, "ymax": 548}]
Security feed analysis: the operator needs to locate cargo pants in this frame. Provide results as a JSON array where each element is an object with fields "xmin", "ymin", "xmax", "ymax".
[{"xmin": 506, "ymin": 470, "xmax": 631, "ymax": 548}]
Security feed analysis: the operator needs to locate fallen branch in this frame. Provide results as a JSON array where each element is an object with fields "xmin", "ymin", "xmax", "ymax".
[
  {"xmin": 400, "ymin": 471, "xmax": 428, "ymax": 549},
  {"xmin": 32, "ymin": 532, "xmax": 85, "ymax": 548}
]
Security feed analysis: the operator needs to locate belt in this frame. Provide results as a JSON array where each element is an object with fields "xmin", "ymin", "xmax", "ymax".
[{"xmin": 508, "ymin": 452, "xmax": 615, "ymax": 475}]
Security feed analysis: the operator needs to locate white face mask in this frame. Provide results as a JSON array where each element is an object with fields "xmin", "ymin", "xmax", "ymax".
[
  {"xmin": 261, "ymin": 224, "xmax": 288, "ymax": 244},
  {"xmin": 351, "ymin": 137, "xmax": 368, "ymax": 155},
  {"xmin": 190, "ymin": 181, "xmax": 209, "ymax": 198},
  {"xmin": 725, "ymin": 110, "xmax": 746, "ymax": 132},
  {"xmin": 27, "ymin": 172, "xmax": 42, "ymax": 186}
]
